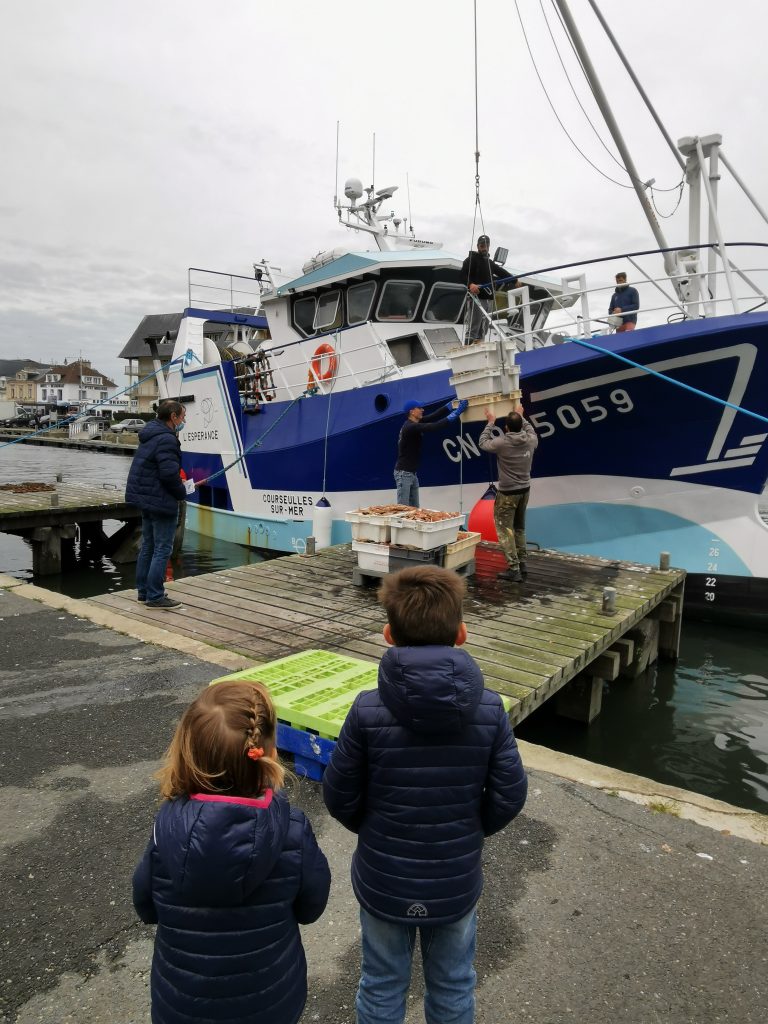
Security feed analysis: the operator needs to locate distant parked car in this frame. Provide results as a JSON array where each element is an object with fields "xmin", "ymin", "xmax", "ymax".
[
  {"xmin": 1, "ymin": 412, "xmax": 34, "ymax": 428},
  {"xmin": 111, "ymin": 418, "xmax": 147, "ymax": 434}
]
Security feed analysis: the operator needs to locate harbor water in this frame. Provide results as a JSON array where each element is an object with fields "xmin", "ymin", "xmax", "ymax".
[{"xmin": 1, "ymin": 444, "xmax": 766, "ymax": 815}]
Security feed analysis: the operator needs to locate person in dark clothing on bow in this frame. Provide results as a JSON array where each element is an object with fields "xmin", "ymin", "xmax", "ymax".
[
  {"xmin": 461, "ymin": 234, "xmax": 517, "ymax": 344},
  {"xmin": 608, "ymin": 271, "xmax": 640, "ymax": 332},
  {"xmin": 394, "ymin": 397, "xmax": 468, "ymax": 507},
  {"xmin": 323, "ymin": 565, "xmax": 527, "ymax": 1024},
  {"xmin": 125, "ymin": 400, "xmax": 189, "ymax": 609}
]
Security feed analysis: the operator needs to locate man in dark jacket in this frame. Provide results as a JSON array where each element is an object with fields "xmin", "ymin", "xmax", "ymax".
[
  {"xmin": 125, "ymin": 400, "xmax": 189, "ymax": 609},
  {"xmin": 323, "ymin": 566, "xmax": 527, "ymax": 1024},
  {"xmin": 608, "ymin": 271, "xmax": 640, "ymax": 331},
  {"xmin": 461, "ymin": 234, "xmax": 517, "ymax": 344},
  {"xmin": 479, "ymin": 403, "xmax": 538, "ymax": 583},
  {"xmin": 394, "ymin": 398, "xmax": 468, "ymax": 507}
]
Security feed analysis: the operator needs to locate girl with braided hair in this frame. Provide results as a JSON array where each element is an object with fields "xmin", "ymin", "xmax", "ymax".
[{"xmin": 133, "ymin": 681, "xmax": 330, "ymax": 1024}]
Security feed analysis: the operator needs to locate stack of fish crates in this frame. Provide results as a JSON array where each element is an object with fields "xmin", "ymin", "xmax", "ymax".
[{"xmin": 346, "ymin": 506, "xmax": 466, "ymax": 576}]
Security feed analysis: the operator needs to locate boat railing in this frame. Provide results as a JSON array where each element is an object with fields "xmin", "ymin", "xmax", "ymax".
[
  {"xmin": 187, "ymin": 267, "xmax": 266, "ymax": 314},
  {"xmin": 485, "ymin": 242, "xmax": 768, "ymax": 353}
]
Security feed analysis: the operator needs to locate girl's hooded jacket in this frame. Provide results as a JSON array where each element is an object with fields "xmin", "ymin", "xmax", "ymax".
[
  {"xmin": 322, "ymin": 644, "xmax": 528, "ymax": 925},
  {"xmin": 133, "ymin": 790, "xmax": 330, "ymax": 1024}
]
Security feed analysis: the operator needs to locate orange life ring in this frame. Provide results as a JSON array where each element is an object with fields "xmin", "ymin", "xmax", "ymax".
[{"xmin": 309, "ymin": 342, "xmax": 339, "ymax": 384}]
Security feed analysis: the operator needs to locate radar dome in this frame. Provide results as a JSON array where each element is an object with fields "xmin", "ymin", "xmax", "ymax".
[{"xmin": 344, "ymin": 177, "xmax": 363, "ymax": 201}]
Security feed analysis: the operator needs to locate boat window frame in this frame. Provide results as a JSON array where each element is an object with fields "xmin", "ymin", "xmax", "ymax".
[
  {"xmin": 375, "ymin": 279, "xmax": 425, "ymax": 323},
  {"xmin": 423, "ymin": 281, "xmax": 467, "ymax": 323},
  {"xmin": 292, "ymin": 295, "xmax": 317, "ymax": 338},
  {"xmin": 314, "ymin": 289, "xmax": 342, "ymax": 332},
  {"xmin": 347, "ymin": 281, "xmax": 377, "ymax": 325}
]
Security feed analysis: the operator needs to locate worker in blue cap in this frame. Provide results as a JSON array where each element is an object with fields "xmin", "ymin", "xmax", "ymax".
[{"xmin": 394, "ymin": 398, "xmax": 468, "ymax": 507}]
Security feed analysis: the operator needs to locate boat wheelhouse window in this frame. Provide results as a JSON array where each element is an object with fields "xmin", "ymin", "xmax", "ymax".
[
  {"xmin": 376, "ymin": 280, "xmax": 424, "ymax": 322},
  {"xmin": 424, "ymin": 282, "xmax": 466, "ymax": 323},
  {"xmin": 314, "ymin": 290, "xmax": 342, "ymax": 331},
  {"xmin": 424, "ymin": 327, "xmax": 462, "ymax": 358},
  {"xmin": 386, "ymin": 333, "xmax": 429, "ymax": 367},
  {"xmin": 347, "ymin": 281, "xmax": 376, "ymax": 324},
  {"xmin": 293, "ymin": 296, "xmax": 316, "ymax": 337}
]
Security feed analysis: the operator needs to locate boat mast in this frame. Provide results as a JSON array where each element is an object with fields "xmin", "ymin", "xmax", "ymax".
[{"xmin": 552, "ymin": 0, "xmax": 678, "ymax": 283}]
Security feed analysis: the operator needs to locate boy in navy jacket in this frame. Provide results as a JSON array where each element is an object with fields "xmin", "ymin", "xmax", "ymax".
[{"xmin": 323, "ymin": 565, "xmax": 527, "ymax": 1024}]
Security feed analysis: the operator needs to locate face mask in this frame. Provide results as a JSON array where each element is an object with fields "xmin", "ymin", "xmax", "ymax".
[{"xmin": 175, "ymin": 421, "xmax": 185, "ymax": 433}]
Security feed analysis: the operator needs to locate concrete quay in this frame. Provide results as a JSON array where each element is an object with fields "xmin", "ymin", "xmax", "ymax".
[{"xmin": 1, "ymin": 576, "xmax": 766, "ymax": 1024}]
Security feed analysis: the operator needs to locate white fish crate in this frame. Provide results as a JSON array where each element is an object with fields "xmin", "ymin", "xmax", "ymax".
[
  {"xmin": 345, "ymin": 510, "xmax": 404, "ymax": 544},
  {"xmin": 352, "ymin": 540, "xmax": 391, "ymax": 573},
  {"xmin": 441, "ymin": 531, "xmax": 482, "ymax": 570},
  {"xmin": 389, "ymin": 512, "xmax": 464, "ymax": 551},
  {"xmin": 448, "ymin": 341, "xmax": 501, "ymax": 376},
  {"xmin": 448, "ymin": 367, "xmax": 504, "ymax": 401}
]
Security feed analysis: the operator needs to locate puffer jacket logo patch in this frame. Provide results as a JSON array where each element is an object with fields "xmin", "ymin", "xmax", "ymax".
[{"xmin": 406, "ymin": 903, "xmax": 428, "ymax": 917}]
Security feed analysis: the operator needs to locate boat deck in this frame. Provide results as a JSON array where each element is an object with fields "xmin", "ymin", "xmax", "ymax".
[{"xmin": 90, "ymin": 543, "xmax": 685, "ymax": 726}]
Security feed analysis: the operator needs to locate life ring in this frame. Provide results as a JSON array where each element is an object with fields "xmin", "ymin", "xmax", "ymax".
[{"xmin": 309, "ymin": 343, "xmax": 339, "ymax": 385}]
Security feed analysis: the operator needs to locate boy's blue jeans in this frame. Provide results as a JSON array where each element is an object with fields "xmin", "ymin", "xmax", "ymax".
[{"xmin": 356, "ymin": 906, "xmax": 477, "ymax": 1024}]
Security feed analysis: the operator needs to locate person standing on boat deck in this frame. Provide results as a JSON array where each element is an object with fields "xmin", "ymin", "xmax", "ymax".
[
  {"xmin": 394, "ymin": 399, "xmax": 468, "ymax": 507},
  {"xmin": 126, "ymin": 400, "xmax": 190, "ymax": 610},
  {"xmin": 461, "ymin": 234, "xmax": 517, "ymax": 344},
  {"xmin": 609, "ymin": 272, "xmax": 639, "ymax": 332},
  {"xmin": 479, "ymin": 404, "xmax": 538, "ymax": 583}
]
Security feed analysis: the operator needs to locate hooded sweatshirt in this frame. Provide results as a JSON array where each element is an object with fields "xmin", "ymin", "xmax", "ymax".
[
  {"xmin": 132, "ymin": 791, "xmax": 330, "ymax": 1024},
  {"xmin": 322, "ymin": 645, "xmax": 527, "ymax": 925},
  {"xmin": 479, "ymin": 419, "xmax": 538, "ymax": 492}
]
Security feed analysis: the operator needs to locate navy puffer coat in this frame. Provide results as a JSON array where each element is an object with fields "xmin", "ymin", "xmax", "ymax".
[
  {"xmin": 132, "ymin": 790, "xmax": 331, "ymax": 1024},
  {"xmin": 322, "ymin": 645, "xmax": 527, "ymax": 925},
  {"xmin": 126, "ymin": 419, "xmax": 186, "ymax": 516}
]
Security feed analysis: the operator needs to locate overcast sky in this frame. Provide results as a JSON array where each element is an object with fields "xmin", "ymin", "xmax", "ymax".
[{"xmin": 2, "ymin": 0, "xmax": 766, "ymax": 387}]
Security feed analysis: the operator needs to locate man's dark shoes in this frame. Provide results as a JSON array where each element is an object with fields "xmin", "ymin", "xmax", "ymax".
[
  {"xmin": 519, "ymin": 561, "xmax": 528, "ymax": 579},
  {"xmin": 146, "ymin": 596, "xmax": 183, "ymax": 609},
  {"xmin": 497, "ymin": 569, "xmax": 524, "ymax": 583},
  {"xmin": 137, "ymin": 594, "xmax": 146, "ymax": 603}
]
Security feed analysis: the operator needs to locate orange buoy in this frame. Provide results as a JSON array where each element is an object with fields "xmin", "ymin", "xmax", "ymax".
[
  {"xmin": 310, "ymin": 343, "xmax": 338, "ymax": 383},
  {"xmin": 467, "ymin": 484, "xmax": 498, "ymax": 541}
]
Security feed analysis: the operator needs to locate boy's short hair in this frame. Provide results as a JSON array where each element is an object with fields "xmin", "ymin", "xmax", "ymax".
[{"xmin": 379, "ymin": 565, "xmax": 465, "ymax": 646}]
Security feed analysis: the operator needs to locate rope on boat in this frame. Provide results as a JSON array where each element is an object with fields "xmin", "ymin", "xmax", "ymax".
[
  {"xmin": 568, "ymin": 337, "xmax": 768, "ymax": 426},
  {"xmin": 197, "ymin": 391, "xmax": 309, "ymax": 487}
]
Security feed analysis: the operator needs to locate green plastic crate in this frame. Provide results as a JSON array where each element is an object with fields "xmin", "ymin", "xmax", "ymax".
[
  {"xmin": 210, "ymin": 650, "xmax": 379, "ymax": 739},
  {"xmin": 211, "ymin": 648, "xmax": 512, "ymax": 740}
]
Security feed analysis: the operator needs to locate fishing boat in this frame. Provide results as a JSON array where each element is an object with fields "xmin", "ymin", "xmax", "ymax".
[{"xmin": 161, "ymin": 1, "xmax": 768, "ymax": 625}]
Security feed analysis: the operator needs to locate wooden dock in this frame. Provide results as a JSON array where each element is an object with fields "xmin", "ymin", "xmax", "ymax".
[
  {"xmin": 0, "ymin": 482, "xmax": 140, "ymax": 574},
  {"xmin": 90, "ymin": 542, "xmax": 685, "ymax": 728}
]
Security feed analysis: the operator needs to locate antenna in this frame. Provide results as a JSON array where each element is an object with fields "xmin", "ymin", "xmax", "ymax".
[
  {"xmin": 371, "ymin": 132, "xmax": 376, "ymax": 193},
  {"xmin": 334, "ymin": 121, "xmax": 340, "ymax": 208},
  {"xmin": 407, "ymin": 172, "xmax": 413, "ymax": 233}
]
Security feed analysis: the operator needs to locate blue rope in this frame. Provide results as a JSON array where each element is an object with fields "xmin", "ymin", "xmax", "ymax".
[
  {"xmin": 198, "ymin": 391, "xmax": 308, "ymax": 486},
  {"xmin": 568, "ymin": 337, "xmax": 768, "ymax": 426},
  {"xmin": 0, "ymin": 355, "xmax": 186, "ymax": 451}
]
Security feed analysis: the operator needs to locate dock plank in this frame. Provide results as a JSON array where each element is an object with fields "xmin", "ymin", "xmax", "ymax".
[{"xmin": 87, "ymin": 543, "xmax": 684, "ymax": 728}]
